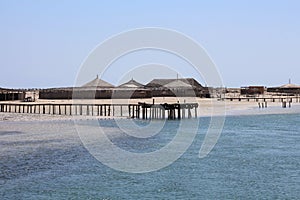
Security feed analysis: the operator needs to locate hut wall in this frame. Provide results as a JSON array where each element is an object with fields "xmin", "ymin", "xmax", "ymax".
[
  {"xmin": 39, "ymin": 89, "xmax": 151, "ymax": 99},
  {"xmin": 241, "ymin": 86, "xmax": 265, "ymax": 95},
  {"xmin": 0, "ymin": 91, "xmax": 25, "ymax": 101},
  {"xmin": 267, "ymin": 88, "xmax": 300, "ymax": 94},
  {"xmin": 112, "ymin": 90, "xmax": 152, "ymax": 99}
]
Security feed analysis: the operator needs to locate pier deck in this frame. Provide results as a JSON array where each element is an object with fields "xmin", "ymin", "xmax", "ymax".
[{"xmin": 0, "ymin": 102, "xmax": 199, "ymax": 120}]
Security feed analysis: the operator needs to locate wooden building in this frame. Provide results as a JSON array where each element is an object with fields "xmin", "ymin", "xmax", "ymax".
[
  {"xmin": 267, "ymin": 83, "xmax": 300, "ymax": 94},
  {"xmin": 241, "ymin": 86, "xmax": 265, "ymax": 95},
  {"xmin": 39, "ymin": 77, "xmax": 210, "ymax": 99},
  {"xmin": 146, "ymin": 78, "xmax": 210, "ymax": 97},
  {"xmin": 0, "ymin": 88, "xmax": 25, "ymax": 101},
  {"xmin": 113, "ymin": 79, "xmax": 152, "ymax": 99},
  {"xmin": 39, "ymin": 76, "xmax": 115, "ymax": 99}
]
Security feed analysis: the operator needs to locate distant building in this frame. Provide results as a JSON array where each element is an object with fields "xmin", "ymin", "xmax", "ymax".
[
  {"xmin": 240, "ymin": 86, "xmax": 265, "ymax": 96},
  {"xmin": 267, "ymin": 83, "xmax": 300, "ymax": 94},
  {"xmin": 0, "ymin": 88, "xmax": 25, "ymax": 101},
  {"xmin": 81, "ymin": 75, "xmax": 115, "ymax": 88},
  {"xmin": 113, "ymin": 79, "xmax": 152, "ymax": 99},
  {"xmin": 39, "ymin": 77, "xmax": 210, "ymax": 99},
  {"xmin": 39, "ymin": 76, "xmax": 115, "ymax": 99},
  {"xmin": 146, "ymin": 78, "xmax": 210, "ymax": 97}
]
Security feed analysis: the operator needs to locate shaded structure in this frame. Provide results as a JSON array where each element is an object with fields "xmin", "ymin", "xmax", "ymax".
[
  {"xmin": 114, "ymin": 79, "xmax": 152, "ymax": 99},
  {"xmin": 146, "ymin": 78, "xmax": 210, "ymax": 97},
  {"xmin": 81, "ymin": 75, "xmax": 114, "ymax": 88},
  {"xmin": 0, "ymin": 87, "xmax": 25, "ymax": 101},
  {"xmin": 39, "ymin": 76, "xmax": 115, "ymax": 99},
  {"xmin": 241, "ymin": 86, "xmax": 265, "ymax": 96},
  {"xmin": 267, "ymin": 83, "xmax": 300, "ymax": 94},
  {"xmin": 39, "ymin": 77, "xmax": 210, "ymax": 99}
]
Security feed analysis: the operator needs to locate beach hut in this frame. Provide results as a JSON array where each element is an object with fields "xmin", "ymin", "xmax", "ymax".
[
  {"xmin": 117, "ymin": 79, "xmax": 145, "ymax": 88},
  {"xmin": 146, "ymin": 78, "xmax": 210, "ymax": 97},
  {"xmin": 113, "ymin": 79, "xmax": 151, "ymax": 99},
  {"xmin": 81, "ymin": 75, "xmax": 114, "ymax": 88},
  {"xmin": 267, "ymin": 83, "xmax": 300, "ymax": 94},
  {"xmin": 39, "ymin": 76, "xmax": 115, "ymax": 99},
  {"xmin": 0, "ymin": 87, "xmax": 25, "ymax": 101}
]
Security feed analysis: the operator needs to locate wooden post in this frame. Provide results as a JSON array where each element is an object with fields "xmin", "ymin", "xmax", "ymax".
[
  {"xmin": 188, "ymin": 107, "xmax": 192, "ymax": 119},
  {"xmin": 131, "ymin": 105, "xmax": 135, "ymax": 118},
  {"xmin": 135, "ymin": 106, "xmax": 140, "ymax": 119},
  {"xmin": 151, "ymin": 106, "xmax": 154, "ymax": 119},
  {"xmin": 120, "ymin": 105, "xmax": 123, "ymax": 117},
  {"xmin": 177, "ymin": 105, "xmax": 181, "ymax": 119},
  {"xmin": 142, "ymin": 106, "xmax": 145, "ymax": 119},
  {"xmin": 87, "ymin": 105, "xmax": 89, "ymax": 115},
  {"xmin": 194, "ymin": 106, "xmax": 197, "ymax": 118},
  {"xmin": 128, "ymin": 105, "xmax": 131, "ymax": 118}
]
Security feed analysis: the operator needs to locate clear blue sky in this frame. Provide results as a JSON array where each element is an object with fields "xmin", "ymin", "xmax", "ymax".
[{"xmin": 1, "ymin": 0, "xmax": 300, "ymax": 88}]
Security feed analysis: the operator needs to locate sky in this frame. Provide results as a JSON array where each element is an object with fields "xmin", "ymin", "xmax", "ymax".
[{"xmin": 0, "ymin": 0, "xmax": 300, "ymax": 88}]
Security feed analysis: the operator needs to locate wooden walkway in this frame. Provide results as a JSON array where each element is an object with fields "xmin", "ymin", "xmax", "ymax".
[
  {"xmin": 0, "ymin": 102, "xmax": 199, "ymax": 120},
  {"xmin": 225, "ymin": 97, "xmax": 299, "ymax": 103}
]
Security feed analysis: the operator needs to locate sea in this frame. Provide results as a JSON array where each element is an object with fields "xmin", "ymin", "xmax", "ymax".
[{"xmin": 0, "ymin": 113, "xmax": 299, "ymax": 199}]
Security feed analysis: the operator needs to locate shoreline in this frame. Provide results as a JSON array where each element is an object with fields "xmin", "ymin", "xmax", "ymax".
[{"xmin": 1, "ymin": 98, "xmax": 300, "ymax": 122}]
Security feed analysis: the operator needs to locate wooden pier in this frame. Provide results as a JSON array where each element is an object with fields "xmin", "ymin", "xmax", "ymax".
[
  {"xmin": 0, "ymin": 102, "xmax": 199, "ymax": 120},
  {"xmin": 225, "ymin": 97, "xmax": 299, "ymax": 103}
]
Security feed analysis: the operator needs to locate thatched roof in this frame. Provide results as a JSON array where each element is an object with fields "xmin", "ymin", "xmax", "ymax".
[
  {"xmin": 118, "ymin": 79, "xmax": 144, "ymax": 88},
  {"xmin": 146, "ymin": 78, "xmax": 204, "ymax": 89},
  {"xmin": 164, "ymin": 80, "xmax": 194, "ymax": 88},
  {"xmin": 81, "ymin": 76, "xmax": 114, "ymax": 88},
  {"xmin": 279, "ymin": 83, "xmax": 300, "ymax": 89}
]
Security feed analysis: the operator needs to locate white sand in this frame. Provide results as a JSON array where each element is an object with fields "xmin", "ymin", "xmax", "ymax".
[{"xmin": 1, "ymin": 97, "xmax": 300, "ymax": 122}]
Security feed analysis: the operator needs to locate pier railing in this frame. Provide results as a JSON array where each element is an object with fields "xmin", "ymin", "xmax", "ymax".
[{"xmin": 0, "ymin": 102, "xmax": 199, "ymax": 120}]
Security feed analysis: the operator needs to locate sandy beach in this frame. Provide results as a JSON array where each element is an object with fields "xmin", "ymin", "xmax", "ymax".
[{"xmin": 1, "ymin": 97, "xmax": 300, "ymax": 122}]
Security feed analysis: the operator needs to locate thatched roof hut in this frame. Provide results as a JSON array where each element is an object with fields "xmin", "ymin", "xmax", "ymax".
[
  {"xmin": 81, "ymin": 75, "xmax": 114, "ymax": 88},
  {"xmin": 145, "ymin": 78, "xmax": 209, "ymax": 97},
  {"xmin": 118, "ymin": 79, "xmax": 144, "ymax": 88},
  {"xmin": 267, "ymin": 82, "xmax": 300, "ymax": 94},
  {"xmin": 146, "ymin": 78, "xmax": 204, "ymax": 89}
]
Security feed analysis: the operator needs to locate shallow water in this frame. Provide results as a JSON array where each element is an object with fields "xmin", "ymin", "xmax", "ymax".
[{"xmin": 0, "ymin": 114, "xmax": 299, "ymax": 199}]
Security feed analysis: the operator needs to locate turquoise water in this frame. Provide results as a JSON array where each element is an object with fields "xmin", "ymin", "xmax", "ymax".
[{"xmin": 0, "ymin": 114, "xmax": 299, "ymax": 199}]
